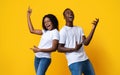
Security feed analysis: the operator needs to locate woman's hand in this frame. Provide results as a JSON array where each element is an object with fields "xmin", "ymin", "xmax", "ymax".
[
  {"xmin": 27, "ymin": 7, "xmax": 32, "ymax": 17},
  {"xmin": 30, "ymin": 46, "xmax": 40, "ymax": 53}
]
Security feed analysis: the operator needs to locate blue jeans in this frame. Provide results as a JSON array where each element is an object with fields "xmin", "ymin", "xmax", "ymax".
[
  {"xmin": 69, "ymin": 59, "xmax": 95, "ymax": 75},
  {"xmin": 34, "ymin": 56, "xmax": 51, "ymax": 75}
]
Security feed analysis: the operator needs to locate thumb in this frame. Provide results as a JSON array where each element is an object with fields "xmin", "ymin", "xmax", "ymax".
[
  {"xmin": 30, "ymin": 48, "xmax": 33, "ymax": 50},
  {"xmin": 34, "ymin": 45, "xmax": 38, "ymax": 48}
]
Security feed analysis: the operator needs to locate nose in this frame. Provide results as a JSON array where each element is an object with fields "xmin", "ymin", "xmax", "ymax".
[{"xmin": 45, "ymin": 22, "xmax": 48, "ymax": 26}]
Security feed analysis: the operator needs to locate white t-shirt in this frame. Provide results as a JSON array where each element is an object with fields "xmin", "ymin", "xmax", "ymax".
[
  {"xmin": 35, "ymin": 29, "xmax": 59, "ymax": 58},
  {"xmin": 59, "ymin": 26, "xmax": 88, "ymax": 66}
]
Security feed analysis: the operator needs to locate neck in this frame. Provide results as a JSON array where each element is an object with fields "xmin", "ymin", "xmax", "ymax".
[{"xmin": 66, "ymin": 21, "xmax": 73, "ymax": 27}]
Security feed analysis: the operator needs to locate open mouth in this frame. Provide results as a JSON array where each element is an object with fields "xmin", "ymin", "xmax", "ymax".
[
  {"xmin": 68, "ymin": 16, "xmax": 73, "ymax": 20},
  {"xmin": 69, "ymin": 16, "xmax": 73, "ymax": 19},
  {"xmin": 47, "ymin": 25, "xmax": 51, "ymax": 29}
]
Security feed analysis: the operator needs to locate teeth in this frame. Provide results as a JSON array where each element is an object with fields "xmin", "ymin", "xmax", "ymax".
[
  {"xmin": 69, "ymin": 16, "xmax": 73, "ymax": 18},
  {"xmin": 47, "ymin": 25, "xmax": 50, "ymax": 27}
]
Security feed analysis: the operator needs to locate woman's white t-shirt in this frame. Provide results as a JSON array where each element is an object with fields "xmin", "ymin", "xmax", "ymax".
[
  {"xmin": 59, "ymin": 26, "xmax": 88, "ymax": 66},
  {"xmin": 35, "ymin": 29, "xmax": 59, "ymax": 58}
]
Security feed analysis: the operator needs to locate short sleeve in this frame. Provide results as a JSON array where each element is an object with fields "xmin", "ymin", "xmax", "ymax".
[
  {"xmin": 81, "ymin": 28, "xmax": 85, "ymax": 36},
  {"xmin": 79, "ymin": 27, "xmax": 85, "ymax": 42},
  {"xmin": 59, "ymin": 29, "xmax": 66, "ymax": 44},
  {"xmin": 52, "ymin": 30, "xmax": 59, "ymax": 40}
]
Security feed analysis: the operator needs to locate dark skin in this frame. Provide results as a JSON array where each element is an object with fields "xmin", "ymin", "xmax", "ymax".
[
  {"xmin": 58, "ymin": 9, "xmax": 99, "ymax": 52},
  {"xmin": 27, "ymin": 7, "xmax": 58, "ymax": 53}
]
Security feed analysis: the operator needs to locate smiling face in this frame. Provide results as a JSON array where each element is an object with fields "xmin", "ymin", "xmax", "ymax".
[
  {"xmin": 63, "ymin": 9, "xmax": 74, "ymax": 22},
  {"xmin": 44, "ymin": 17, "xmax": 53, "ymax": 30},
  {"xmin": 42, "ymin": 14, "xmax": 58, "ymax": 31}
]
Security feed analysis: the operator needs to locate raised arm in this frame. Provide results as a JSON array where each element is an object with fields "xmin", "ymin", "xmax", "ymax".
[
  {"xmin": 83, "ymin": 18, "xmax": 99, "ymax": 46},
  {"xmin": 27, "ymin": 7, "xmax": 42, "ymax": 35}
]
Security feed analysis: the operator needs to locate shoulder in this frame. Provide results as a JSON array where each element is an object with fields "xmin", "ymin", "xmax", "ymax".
[
  {"xmin": 52, "ymin": 29, "xmax": 59, "ymax": 32},
  {"xmin": 73, "ymin": 26, "xmax": 83, "ymax": 30},
  {"xmin": 60, "ymin": 26, "xmax": 67, "ymax": 33},
  {"xmin": 75, "ymin": 26, "xmax": 82, "ymax": 29},
  {"xmin": 51, "ymin": 29, "xmax": 60, "ymax": 40},
  {"xmin": 51, "ymin": 29, "xmax": 59, "ymax": 34}
]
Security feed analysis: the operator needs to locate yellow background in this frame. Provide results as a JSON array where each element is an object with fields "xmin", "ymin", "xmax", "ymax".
[{"xmin": 0, "ymin": 0, "xmax": 120, "ymax": 75}]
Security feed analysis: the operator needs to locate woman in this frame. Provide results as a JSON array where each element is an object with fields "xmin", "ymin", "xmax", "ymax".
[
  {"xmin": 27, "ymin": 7, "xmax": 59, "ymax": 75},
  {"xmin": 58, "ymin": 8, "xmax": 99, "ymax": 75}
]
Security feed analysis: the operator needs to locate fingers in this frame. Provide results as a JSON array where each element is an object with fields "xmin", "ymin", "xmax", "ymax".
[
  {"xmin": 95, "ymin": 18, "xmax": 99, "ymax": 24},
  {"xmin": 95, "ymin": 18, "xmax": 99, "ymax": 21},
  {"xmin": 92, "ymin": 18, "xmax": 99, "ymax": 25},
  {"xmin": 30, "ymin": 48, "xmax": 33, "ymax": 50},
  {"xmin": 30, "ymin": 46, "xmax": 39, "ymax": 52},
  {"xmin": 30, "ymin": 47, "xmax": 37, "ymax": 53},
  {"xmin": 27, "ymin": 6, "xmax": 32, "ymax": 13},
  {"xmin": 34, "ymin": 45, "xmax": 38, "ymax": 48},
  {"xmin": 33, "ymin": 45, "xmax": 36, "ymax": 48}
]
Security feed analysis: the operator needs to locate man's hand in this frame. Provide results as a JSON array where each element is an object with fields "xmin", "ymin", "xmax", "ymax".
[
  {"xmin": 74, "ymin": 42, "xmax": 82, "ymax": 51},
  {"xmin": 92, "ymin": 18, "xmax": 99, "ymax": 28}
]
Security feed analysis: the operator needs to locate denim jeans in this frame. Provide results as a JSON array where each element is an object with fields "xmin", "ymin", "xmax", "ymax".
[
  {"xmin": 34, "ymin": 56, "xmax": 51, "ymax": 75},
  {"xmin": 69, "ymin": 59, "xmax": 95, "ymax": 75}
]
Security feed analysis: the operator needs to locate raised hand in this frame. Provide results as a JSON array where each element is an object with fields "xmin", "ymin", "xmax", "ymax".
[
  {"xmin": 27, "ymin": 7, "xmax": 32, "ymax": 16},
  {"xmin": 92, "ymin": 18, "xmax": 99, "ymax": 28}
]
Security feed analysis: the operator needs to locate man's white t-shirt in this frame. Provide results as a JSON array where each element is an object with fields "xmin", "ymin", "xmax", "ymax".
[
  {"xmin": 35, "ymin": 29, "xmax": 59, "ymax": 58},
  {"xmin": 59, "ymin": 26, "xmax": 88, "ymax": 66}
]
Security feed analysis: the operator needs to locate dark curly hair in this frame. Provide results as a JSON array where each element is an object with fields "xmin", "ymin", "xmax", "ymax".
[{"xmin": 42, "ymin": 14, "xmax": 58, "ymax": 31}]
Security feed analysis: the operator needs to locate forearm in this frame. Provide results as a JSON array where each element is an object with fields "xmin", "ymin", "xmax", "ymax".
[
  {"xmin": 27, "ymin": 15, "xmax": 34, "ymax": 33},
  {"xmin": 58, "ymin": 46, "xmax": 75, "ymax": 52},
  {"xmin": 58, "ymin": 42, "xmax": 83, "ymax": 52},
  {"xmin": 84, "ymin": 26, "xmax": 96, "ymax": 46},
  {"xmin": 39, "ymin": 47, "xmax": 57, "ymax": 52}
]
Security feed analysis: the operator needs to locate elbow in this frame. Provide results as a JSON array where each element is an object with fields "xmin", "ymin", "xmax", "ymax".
[
  {"xmin": 29, "ymin": 28, "xmax": 35, "ymax": 34},
  {"xmin": 84, "ymin": 43, "xmax": 89, "ymax": 46},
  {"xmin": 57, "ymin": 44, "xmax": 65, "ymax": 53},
  {"xmin": 53, "ymin": 48, "xmax": 57, "ymax": 52},
  {"xmin": 57, "ymin": 47, "xmax": 61, "ymax": 52},
  {"xmin": 52, "ymin": 49, "xmax": 56, "ymax": 52},
  {"xmin": 57, "ymin": 50, "xmax": 63, "ymax": 53},
  {"xmin": 57, "ymin": 47, "xmax": 63, "ymax": 53},
  {"xmin": 56, "ymin": 46, "xmax": 59, "ymax": 51},
  {"xmin": 57, "ymin": 50, "xmax": 62, "ymax": 52},
  {"xmin": 30, "ymin": 30, "xmax": 34, "ymax": 34},
  {"xmin": 83, "ymin": 42, "xmax": 89, "ymax": 46},
  {"xmin": 51, "ymin": 47, "xmax": 57, "ymax": 52}
]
